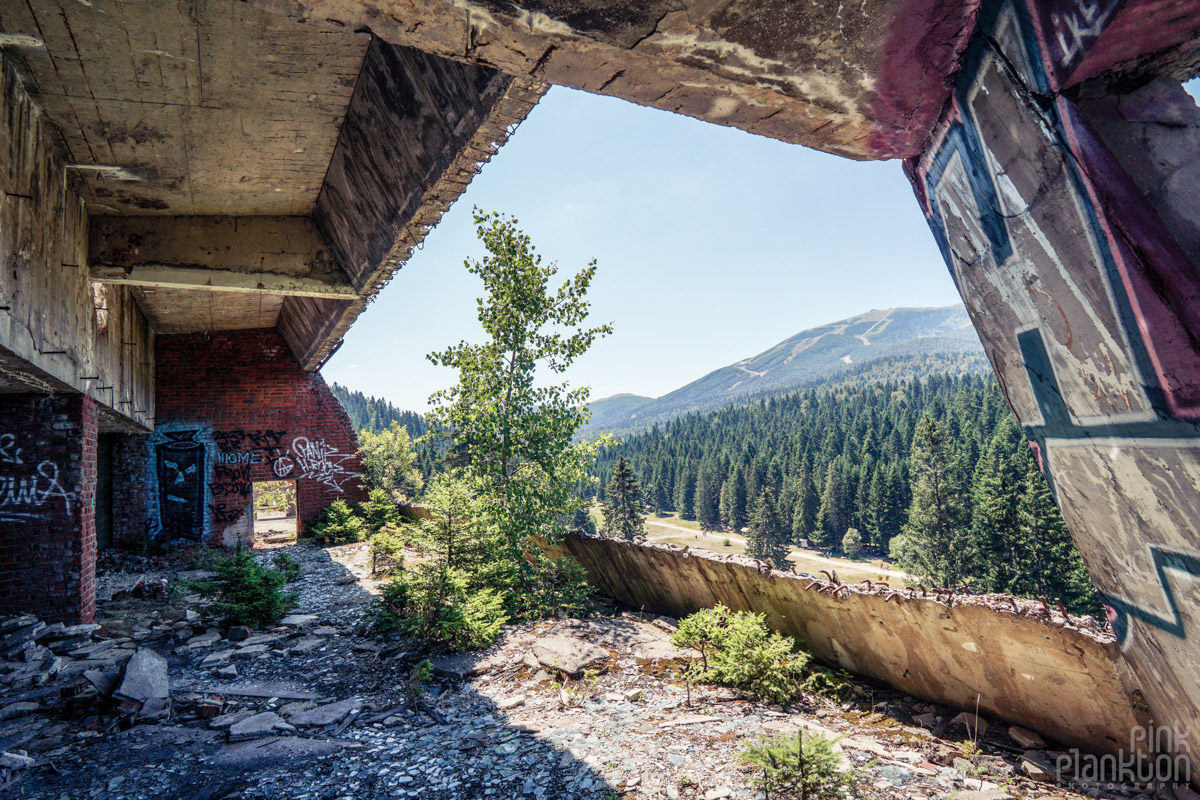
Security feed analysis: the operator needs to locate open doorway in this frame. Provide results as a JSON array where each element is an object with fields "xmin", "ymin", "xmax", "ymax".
[{"xmin": 252, "ymin": 479, "xmax": 297, "ymax": 545}]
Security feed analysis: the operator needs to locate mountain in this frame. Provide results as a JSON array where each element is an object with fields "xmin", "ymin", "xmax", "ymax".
[{"xmin": 586, "ymin": 305, "xmax": 983, "ymax": 435}]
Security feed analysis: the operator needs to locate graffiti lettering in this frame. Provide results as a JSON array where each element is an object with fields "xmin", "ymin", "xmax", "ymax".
[
  {"xmin": 213, "ymin": 429, "xmax": 285, "ymax": 450},
  {"xmin": 0, "ymin": 433, "xmax": 23, "ymax": 465},
  {"xmin": 216, "ymin": 450, "xmax": 264, "ymax": 466},
  {"xmin": 209, "ymin": 504, "xmax": 246, "ymax": 524},
  {"xmin": 286, "ymin": 436, "xmax": 359, "ymax": 492},
  {"xmin": 1050, "ymin": 0, "xmax": 1115, "ymax": 68},
  {"xmin": 0, "ymin": 459, "xmax": 76, "ymax": 522}
]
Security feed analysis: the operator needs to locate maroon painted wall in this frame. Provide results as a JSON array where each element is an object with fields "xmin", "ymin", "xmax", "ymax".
[
  {"xmin": 150, "ymin": 329, "xmax": 366, "ymax": 547},
  {"xmin": 0, "ymin": 394, "xmax": 97, "ymax": 624}
]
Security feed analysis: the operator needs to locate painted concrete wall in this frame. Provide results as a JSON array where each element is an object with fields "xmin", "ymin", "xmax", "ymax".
[
  {"xmin": 541, "ymin": 534, "xmax": 1147, "ymax": 757},
  {"xmin": 0, "ymin": 56, "xmax": 153, "ymax": 429},
  {"xmin": 908, "ymin": 0, "xmax": 1200, "ymax": 768}
]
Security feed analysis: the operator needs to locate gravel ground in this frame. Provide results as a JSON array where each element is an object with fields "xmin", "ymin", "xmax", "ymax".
[{"xmin": 6, "ymin": 542, "xmax": 1158, "ymax": 800}]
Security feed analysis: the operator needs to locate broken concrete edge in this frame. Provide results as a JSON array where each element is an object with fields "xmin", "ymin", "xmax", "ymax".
[
  {"xmin": 536, "ymin": 533, "xmax": 1151, "ymax": 759},
  {"xmin": 298, "ymin": 74, "xmax": 550, "ymax": 371}
]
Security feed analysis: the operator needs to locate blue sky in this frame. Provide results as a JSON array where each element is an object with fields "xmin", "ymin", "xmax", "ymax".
[{"xmin": 328, "ymin": 82, "xmax": 1172, "ymax": 412}]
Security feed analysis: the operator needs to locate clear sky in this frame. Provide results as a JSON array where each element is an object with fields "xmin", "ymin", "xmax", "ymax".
[{"xmin": 321, "ymin": 86, "xmax": 967, "ymax": 411}]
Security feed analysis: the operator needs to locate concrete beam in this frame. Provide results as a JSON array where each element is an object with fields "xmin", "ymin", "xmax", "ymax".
[
  {"xmin": 276, "ymin": 41, "xmax": 547, "ymax": 370},
  {"xmin": 89, "ymin": 263, "xmax": 356, "ymax": 298},
  {"xmin": 88, "ymin": 216, "xmax": 357, "ymax": 298}
]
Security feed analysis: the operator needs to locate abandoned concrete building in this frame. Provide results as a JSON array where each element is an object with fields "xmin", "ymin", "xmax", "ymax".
[{"xmin": 0, "ymin": 0, "xmax": 1198, "ymax": 779}]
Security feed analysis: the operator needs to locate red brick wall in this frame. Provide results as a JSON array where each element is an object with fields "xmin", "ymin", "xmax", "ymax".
[
  {"xmin": 0, "ymin": 393, "xmax": 97, "ymax": 624},
  {"xmin": 153, "ymin": 329, "xmax": 367, "ymax": 547}
]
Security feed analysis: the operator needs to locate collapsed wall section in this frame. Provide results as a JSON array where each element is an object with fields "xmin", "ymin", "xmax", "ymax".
[
  {"xmin": 542, "ymin": 534, "xmax": 1148, "ymax": 758},
  {"xmin": 121, "ymin": 329, "xmax": 366, "ymax": 547}
]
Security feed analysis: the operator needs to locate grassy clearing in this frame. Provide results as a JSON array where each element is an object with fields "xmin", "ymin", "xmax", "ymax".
[
  {"xmin": 643, "ymin": 514, "xmax": 907, "ymax": 588},
  {"xmin": 586, "ymin": 506, "xmax": 906, "ymax": 587}
]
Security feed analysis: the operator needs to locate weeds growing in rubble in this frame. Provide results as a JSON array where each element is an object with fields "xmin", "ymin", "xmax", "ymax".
[{"xmin": 737, "ymin": 728, "xmax": 862, "ymax": 800}]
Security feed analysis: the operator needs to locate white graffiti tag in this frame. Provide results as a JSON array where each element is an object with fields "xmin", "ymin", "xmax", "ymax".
[
  {"xmin": 273, "ymin": 437, "xmax": 359, "ymax": 492},
  {"xmin": 0, "ymin": 460, "xmax": 77, "ymax": 522}
]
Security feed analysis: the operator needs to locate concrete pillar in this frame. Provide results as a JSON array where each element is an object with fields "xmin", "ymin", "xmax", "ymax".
[
  {"xmin": 909, "ymin": 0, "xmax": 1200, "ymax": 767},
  {"xmin": 0, "ymin": 394, "xmax": 98, "ymax": 624}
]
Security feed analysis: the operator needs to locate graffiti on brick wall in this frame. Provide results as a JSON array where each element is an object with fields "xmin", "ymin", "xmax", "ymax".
[
  {"xmin": 148, "ymin": 424, "xmax": 360, "ymax": 538},
  {"xmin": 154, "ymin": 429, "xmax": 208, "ymax": 540},
  {"xmin": 272, "ymin": 436, "xmax": 359, "ymax": 492},
  {"xmin": 0, "ymin": 431, "xmax": 77, "ymax": 523}
]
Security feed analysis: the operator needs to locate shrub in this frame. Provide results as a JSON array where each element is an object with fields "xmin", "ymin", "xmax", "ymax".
[
  {"xmin": 205, "ymin": 546, "xmax": 297, "ymax": 627},
  {"xmin": 271, "ymin": 551, "xmax": 302, "ymax": 582},
  {"xmin": 307, "ymin": 499, "xmax": 368, "ymax": 545},
  {"xmin": 359, "ymin": 488, "xmax": 401, "ymax": 535},
  {"xmin": 737, "ymin": 728, "xmax": 861, "ymax": 800},
  {"xmin": 672, "ymin": 604, "xmax": 808, "ymax": 704},
  {"xmin": 370, "ymin": 563, "xmax": 507, "ymax": 651},
  {"xmin": 841, "ymin": 528, "xmax": 863, "ymax": 557},
  {"xmin": 671, "ymin": 605, "xmax": 730, "ymax": 671},
  {"xmin": 512, "ymin": 553, "xmax": 592, "ymax": 620},
  {"xmin": 370, "ymin": 531, "xmax": 405, "ymax": 576}
]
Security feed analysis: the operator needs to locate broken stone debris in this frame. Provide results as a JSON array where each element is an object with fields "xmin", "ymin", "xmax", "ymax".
[{"xmin": 4, "ymin": 544, "xmax": 1125, "ymax": 800}]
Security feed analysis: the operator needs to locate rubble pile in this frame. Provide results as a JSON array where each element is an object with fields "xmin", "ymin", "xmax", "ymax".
[{"xmin": 2, "ymin": 543, "xmax": 1182, "ymax": 800}]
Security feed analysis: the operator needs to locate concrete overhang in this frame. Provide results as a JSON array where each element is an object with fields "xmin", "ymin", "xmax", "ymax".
[{"xmin": 0, "ymin": 0, "xmax": 544, "ymax": 371}]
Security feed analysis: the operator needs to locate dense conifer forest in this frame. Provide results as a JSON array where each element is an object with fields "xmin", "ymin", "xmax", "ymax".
[
  {"xmin": 331, "ymin": 383, "xmax": 428, "ymax": 438},
  {"xmin": 332, "ymin": 354, "xmax": 1099, "ymax": 612},
  {"xmin": 589, "ymin": 356, "xmax": 1099, "ymax": 611}
]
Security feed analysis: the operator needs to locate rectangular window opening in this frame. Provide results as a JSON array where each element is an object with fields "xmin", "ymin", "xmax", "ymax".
[{"xmin": 252, "ymin": 479, "xmax": 298, "ymax": 545}]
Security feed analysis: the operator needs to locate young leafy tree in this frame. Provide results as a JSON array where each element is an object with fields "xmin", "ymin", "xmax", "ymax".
[
  {"xmin": 426, "ymin": 210, "xmax": 612, "ymax": 582},
  {"xmin": 747, "ymin": 489, "xmax": 790, "ymax": 565},
  {"xmin": 841, "ymin": 526, "xmax": 863, "ymax": 556},
  {"xmin": 898, "ymin": 415, "xmax": 977, "ymax": 587},
  {"xmin": 603, "ymin": 456, "xmax": 645, "ymax": 540},
  {"xmin": 358, "ymin": 421, "xmax": 424, "ymax": 500}
]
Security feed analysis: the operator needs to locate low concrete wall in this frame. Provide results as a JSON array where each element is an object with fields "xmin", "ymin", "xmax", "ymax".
[{"xmin": 541, "ymin": 534, "xmax": 1148, "ymax": 757}]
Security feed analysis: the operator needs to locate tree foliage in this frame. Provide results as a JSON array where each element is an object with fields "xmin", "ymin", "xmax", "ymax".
[
  {"xmin": 591, "ymin": 368, "xmax": 1100, "ymax": 613},
  {"xmin": 358, "ymin": 421, "xmax": 424, "ymax": 500},
  {"xmin": 602, "ymin": 456, "xmax": 644, "ymax": 540},
  {"xmin": 747, "ymin": 489, "xmax": 789, "ymax": 565},
  {"xmin": 426, "ymin": 210, "xmax": 612, "ymax": 571}
]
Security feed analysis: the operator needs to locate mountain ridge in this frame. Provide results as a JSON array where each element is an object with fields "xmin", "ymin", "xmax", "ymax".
[{"xmin": 586, "ymin": 304, "xmax": 982, "ymax": 434}]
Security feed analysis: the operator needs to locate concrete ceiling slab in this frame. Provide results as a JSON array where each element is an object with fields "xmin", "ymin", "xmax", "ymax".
[{"xmin": 1, "ymin": 0, "xmax": 369, "ymax": 215}]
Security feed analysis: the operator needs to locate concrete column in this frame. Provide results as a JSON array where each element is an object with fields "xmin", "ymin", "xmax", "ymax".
[
  {"xmin": 0, "ymin": 394, "xmax": 98, "ymax": 624},
  {"xmin": 909, "ymin": 0, "xmax": 1200, "ymax": 767}
]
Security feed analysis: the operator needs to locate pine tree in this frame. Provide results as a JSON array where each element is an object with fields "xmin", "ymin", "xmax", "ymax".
[
  {"xmin": 719, "ymin": 467, "xmax": 748, "ymax": 531},
  {"xmin": 746, "ymin": 490, "xmax": 790, "ymax": 565},
  {"xmin": 815, "ymin": 458, "xmax": 851, "ymax": 549},
  {"xmin": 898, "ymin": 415, "xmax": 977, "ymax": 587},
  {"xmin": 674, "ymin": 467, "xmax": 697, "ymax": 520},
  {"xmin": 695, "ymin": 460, "xmax": 723, "ymax": 531},
  {"xmin": 602, "ymin": 457, "xmax": 645, "ymax": 540},
  {"xmin": 1015, "ymin": 452, "xmax": 1099, "ymax": 613},
  {"xmin": 970, "ymin": 416, "xmax": 1025, "ymax": 593}
]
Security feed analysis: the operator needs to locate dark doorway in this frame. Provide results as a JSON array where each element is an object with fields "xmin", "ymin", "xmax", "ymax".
[{"xmin": 96, "ymin": 434, "xmax": 117, "ymax": 550}]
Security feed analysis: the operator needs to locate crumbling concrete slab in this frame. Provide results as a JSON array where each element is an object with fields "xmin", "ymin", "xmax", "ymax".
[
  {"xmin": 114, "ymin": 649, "xmax": 169, "ymax": 703},
  {"xmin": 530, "ymin": 635, "xmax": 609, "ymax": 677},
  {"xmin": 286, "ymin": 698, "xmax": 361, "ymax": 727},
  {"xmin": 228, "ymin": 712, "xmax": 295, "ymax": 741},
  {"xmin": 213, "ymin": 736, "xmax": 346, "ymax": 768}
]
